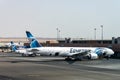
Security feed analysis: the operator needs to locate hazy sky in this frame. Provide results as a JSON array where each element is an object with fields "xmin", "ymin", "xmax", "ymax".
[{"xmin": 0, "ymin": 0, "xmax": 120, "ymax": 39}]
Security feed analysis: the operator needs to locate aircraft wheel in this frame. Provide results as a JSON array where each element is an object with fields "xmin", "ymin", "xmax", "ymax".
[
  {"xmin": 22, "ymin": 54, "xmax": 26, "ymax": 57},
  {"xmin": 32, "ymin": 53, "xmax": 36, "ymax": 57},
  {"xmin": 65, "ymin": 57, "xmax": 72, "ymax": 61},
  {"xmin": 28, "ymin": 54, "xmax": 36, "ymax": 57}
]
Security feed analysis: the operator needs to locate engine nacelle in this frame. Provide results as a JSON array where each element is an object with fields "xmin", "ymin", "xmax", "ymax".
[{"xmin": 88, "ymin": 53, "xmax": 98, "ymax": 59}]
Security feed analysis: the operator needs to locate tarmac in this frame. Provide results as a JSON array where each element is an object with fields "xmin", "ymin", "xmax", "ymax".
[{"xmin": 0, "ymin": 52, "xmax": 120, "ymax": 80}]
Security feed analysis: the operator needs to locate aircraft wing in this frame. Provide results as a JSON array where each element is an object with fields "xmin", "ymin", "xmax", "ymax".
[{"xmin": 27, "ymin": 48, "xmax": 40, "ymax": 53}]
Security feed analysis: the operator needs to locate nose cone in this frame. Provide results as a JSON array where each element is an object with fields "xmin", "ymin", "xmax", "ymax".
[
  {"xmin": 107, "ymin": 48, "xmax": 114, "ymax": 55},
  {"xmin": 110, "ymin": 49, "xmax": 114, "ymax": 55}
]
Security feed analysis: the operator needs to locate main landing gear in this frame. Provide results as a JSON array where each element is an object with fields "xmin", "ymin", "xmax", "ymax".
[
  {"xmin": 65, "ymin": 57, "xmax": 82, "ymax": 61},
  {"xmin": 65, "ymin": 57, "xmax": 72, "ymax": 61}
]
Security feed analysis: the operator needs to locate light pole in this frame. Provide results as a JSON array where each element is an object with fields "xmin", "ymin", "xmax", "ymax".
[
  {"xmin": 58, "ymin": 29, "xmax": 60, "ymax": 39},
  {"xmin": 94, "ymin": 28, "xmax": 96, "ymax": 40},
  {"xmin": 56, "ymin": 28, "xmax": 60, "ymax": 40},
  {"xmin": 101, "ymin": 25, "xmax": 103, "ymax": 43},
  {"xmin": 56, "ymin": 28, "xmax": 59, "ymax": 40}
]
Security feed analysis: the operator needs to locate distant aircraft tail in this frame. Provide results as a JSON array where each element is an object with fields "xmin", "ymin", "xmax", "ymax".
[
  {"xmin": 26, "ymin": 31, "xmax": 42, "ymax": 48},
  {"xmin": 10, "ymin": 41, "xmax": 18, "ymax": 51}
]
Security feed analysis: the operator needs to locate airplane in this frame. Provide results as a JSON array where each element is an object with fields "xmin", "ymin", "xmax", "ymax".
[
  {"xmin": 27, "ymin": 31, "xmax": 114, "ymax": 60},
  {"xmin": 11, "ymin": 41, "xmax": 37, "ymax": 57},
  {"xmin": 12, "ymin": 31, "xmax": 114, "ymax": 60}
]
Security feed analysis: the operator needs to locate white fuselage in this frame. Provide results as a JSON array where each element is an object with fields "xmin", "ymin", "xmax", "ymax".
[
  {"xmin": 25, "ymin": 47, "xmax": 114, "ymax": 59},
  {"xmin": 15, "ymin": 47, "xmax": 114, "ymax": 59}
]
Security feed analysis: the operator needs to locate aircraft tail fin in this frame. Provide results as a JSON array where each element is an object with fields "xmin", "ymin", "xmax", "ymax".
[
  {"xmin": 26, "ymin": 31, "xmax": 35, "ymax": 42},
  {"xmin": 10, "ymin": 41, "xmax": 18, "ymax": 51},
  {"xmin": 26, "ymin": 31, "xmax": 42, "ymax": 48}
]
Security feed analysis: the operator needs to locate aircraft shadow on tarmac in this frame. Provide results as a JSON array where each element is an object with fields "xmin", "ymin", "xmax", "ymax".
[
  {"xmin": 0, "ymin": 58, "xmax": 77, "ymax": 64},
  {"xmin": 4, "ymin": 59, "xmax": 120, "ymax": 73}
]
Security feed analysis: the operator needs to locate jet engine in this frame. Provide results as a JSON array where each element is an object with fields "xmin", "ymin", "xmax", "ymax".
[{"xmin": 87, "ymin": 53, "xmax": 98, "ymax": 59}]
